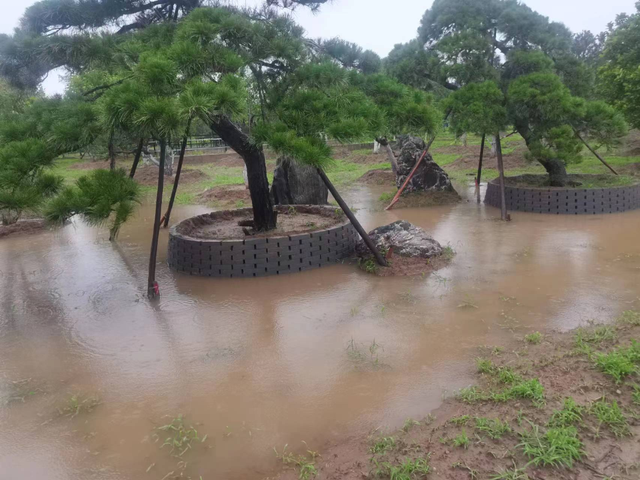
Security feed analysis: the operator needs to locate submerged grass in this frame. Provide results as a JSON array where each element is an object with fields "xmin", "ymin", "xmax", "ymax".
[{"xmin": 275, "ymin": 444, "xmax": 319, "ymax": 480}]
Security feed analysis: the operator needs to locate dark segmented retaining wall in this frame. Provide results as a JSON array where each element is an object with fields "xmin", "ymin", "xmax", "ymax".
[
  {"xmin": 485, "ymin": 177, "xmax": 640, "ymax": 215},
  {"xmin": 168, "ymin": 207, "xmax": 358, "ymax": 278}
]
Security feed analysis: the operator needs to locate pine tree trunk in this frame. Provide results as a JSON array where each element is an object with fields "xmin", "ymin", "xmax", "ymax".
[
  {"xmin": 495, "ymin": 134, "xmax": 508, "ymax": 221},
  {"xmin": 108, "ymin": 128, "xmax": 116, "ymax": 170},
  {"xmin": 209, "ymin": 115, "xmax": 276, "ymax": 231},
  {"xmin": 540, "ymin": 158, "xmax": 569, "ymax": 187},
  {"xmin": 148, "ymin": 139, "xmax": 166, "ymax": 298},
  {"xmin": 163, "ymin": 120, "xmax": 191, "ymax": 228},
  {"xmin": 130, "ymin": 138, "xmax": 144, "ymax": 178},
  {"xmin": 476, "ymin": 134, "xmax": 485, "ymax": 204}
]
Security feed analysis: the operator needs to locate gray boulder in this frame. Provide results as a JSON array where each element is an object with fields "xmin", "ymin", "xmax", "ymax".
[
  {"xmin": 271, "ymin": 156, "xmax": 328, "ymax": 205},
  {"xmin": 356, "ymin": 220, "xmax": 443, "ymax": 258},
  {"xmin": 394, "ymin": 136, "xmax": 455, "ymax": 194}
]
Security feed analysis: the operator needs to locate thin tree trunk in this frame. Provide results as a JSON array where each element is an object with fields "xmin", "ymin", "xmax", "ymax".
[
  {"xmin": 573, "ymin": 129, "xmax": 618, "ymax": 175},
  {"xmin": 316, "ymin": 168, "xmax": 387, "ymax": 267},
  {"xmin": 108, "ymin": 128, "xmax": 116, "ymax": 170},
  {"xmin": 148, "ymin": 139, "xmax": 166, "ymax": 298},
  {"xmin": 476, "ymin": 134, "xmax": 485, "ymax": 204},
  {"xmin": 129, "ymin": 138, "xmax": 145, "ymax": 178},
  {"xmin": 495, "ymin": 134, "xmax": 508, "ymax": 221},
  {"xmin": 209, "ymin": 115, "xmax": 276, "ymax": 231},
  {"xmin": 162, "ymin": 119, "xmax": 192, "ymax": 228}
]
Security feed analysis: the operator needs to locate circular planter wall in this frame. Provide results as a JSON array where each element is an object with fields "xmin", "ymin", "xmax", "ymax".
[
  {"xmin": 168, "ymin": 206, "xmax": 358, "ymax": 278},
  {"xmin": 485, "ymin": 175, "xmax": 640, "ymax": 215}
]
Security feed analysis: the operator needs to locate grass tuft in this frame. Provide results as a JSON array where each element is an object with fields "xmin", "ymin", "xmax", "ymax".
[
  {"xmin": 518, "ymin": 423, "xmax": 584, "ymax": 468},
  {"xmin": 589, "ymin": 397, "xmax": 630, "ymax": 437},
  {"xmin": 372, "ymin": 456, "xmax": 430, "ymax": 479},
  {"xmin": 370, "ymin": 436, "xmax": 397, "ymax": 454},
  {"xmin": 452, "ymin": 429, "xmax": 470, "ymax": 449},
  {"xmin": 474, "ymin": 417, "xmax": 511, "ymax": 439},
  {"xmin": 524, "ymin": 332, "xmax": 543, "ymax": 344},
  {"xmin": 548, "ymin": 398, "xmax": 583, "ymax": 428}
]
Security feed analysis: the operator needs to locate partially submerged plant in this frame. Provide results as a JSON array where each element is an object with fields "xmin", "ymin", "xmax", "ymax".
[
  {"xmin": 157, "ymin": 414, "xmax": 204, "ymax": 457},
  {"xmin": 59, "ymin": 394, "xmax": 101, "ymax": 417},
  {"xmin": 275, "ymin": 443, "xmax": 319, "ymax": 480},
  {"xmin": 524, "ymin": 332, "xmax": 543, "ymax": 345}
]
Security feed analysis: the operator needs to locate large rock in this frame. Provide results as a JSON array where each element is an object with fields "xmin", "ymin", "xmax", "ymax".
[
  {"xmin": 271, "ymin": 157, "xmax": 328, "ymax": 206},
  {"xmin": 394, "ymin": 136, "xmax": 455, "ymax": 194},
  {"xmin": 356, "ymin": 220, "xmax": 443, "ymax": 258}
]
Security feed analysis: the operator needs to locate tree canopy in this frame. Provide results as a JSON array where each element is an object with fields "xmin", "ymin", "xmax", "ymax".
[{"xmin": 599, "ymin": 2, "xmax": 640, "ymax": 129}]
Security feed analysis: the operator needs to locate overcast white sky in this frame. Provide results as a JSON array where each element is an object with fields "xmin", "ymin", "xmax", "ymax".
[{"xmin": 1, "ymin": 0, "xmax": 637, "ymax": 95}]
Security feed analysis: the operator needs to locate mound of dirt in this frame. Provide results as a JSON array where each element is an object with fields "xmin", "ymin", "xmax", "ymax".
[
  {"xmin": 70, "ymin": 160, "xmax": 113, "ymax": 170},
  {"xmin": 134, "ymin": 166, "xmax": 208, "ymax": 186},
  {"xmin": 371, "ymin": 254, "xmax": 451, "ymax": 277},
  {"xmin": 446, "ymin": 153, "xmax": 529, "ymax": 171},
  {"xmin": 178, "ymin": 205, "xmax": 345, "ymax": 240},
  {"xmin": 197, "ymin": 185, "xmax": 251, "ymax": 206},
  {"xmin": 357, "ymin": 169, "xmax": 395, "ymax": 185},
  {"xmin": 183, "ymin": 152, "xmax": 244, "ymax": 167},
  {"xmin": 0, "ymin": 219, "xmax": 47, "ymax": 238},
  {"xmin": 390, "ymin": 190, "xmax": 461, "ymax": 209},
  {"xmin": 620, "ymin": 162, "xmax": 640, "ymax": 176}
]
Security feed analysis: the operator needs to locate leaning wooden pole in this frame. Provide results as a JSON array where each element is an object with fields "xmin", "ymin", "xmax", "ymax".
[
  {"xmin": 129, "ymin": 138, "xmax": 145, "ymax": 178},
  {"xmin": 162, "ymin": 121, "xmax": 192, "ymax": 228},
  {"xmin": 148, "ymin": 139, "xmax": 166, "ymax": 298},
  {"xmin": 573, "ymin": 129, "xmax": 619, "ymax": 175},
  {"xmin": 495, "ymin": 133, "xmax": 508, "ymax": 221},
  {"xmin": 476, "ymin": 134, "xmax": 486, "ymax": 204},
  {"xmin": 316, "ymin": 168, "xmax": 387, "ymax": 267},
  {"xmin": 385, "ymin": 150, "xmax": 428, "ymax": 211}
]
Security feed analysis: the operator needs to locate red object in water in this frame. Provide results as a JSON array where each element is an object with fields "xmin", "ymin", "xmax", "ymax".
[
  {"xmin": 385, "ymin": 149, "xmax": 428, "ymax": 211},
  {"xmin": 153, "ymin": 282, "xmax": 160, "ymax": 296}
]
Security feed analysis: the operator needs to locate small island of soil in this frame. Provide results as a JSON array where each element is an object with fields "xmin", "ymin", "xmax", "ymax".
[{"xmin": 176, "ymin": 205, "xmax": 346, "ymax": 240}]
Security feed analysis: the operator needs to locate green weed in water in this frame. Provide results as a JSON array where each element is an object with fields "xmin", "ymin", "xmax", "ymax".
[
  {"xmin": 158, "ymin": 415, "xmax": 203, "ymax": 457},
  {"xmin": 524, "ymin": 332, "xmax": 543, "ymax": 344},
  {"xmin": 274, "ymin": 443, "xmax": 319, "ymax": 480},
  {"xmin": 370, "ymin": 436, "xmax": 396, "ymax": 454}
]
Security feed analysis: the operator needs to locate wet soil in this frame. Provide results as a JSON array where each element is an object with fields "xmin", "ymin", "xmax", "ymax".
[
  {"xmin": 134, "ymin": 165, "xmax": 208, "ymax": 186},
  {"xmin": 275, "ymin": 316, "xmax": 640, "ymax": 480},
  {"xmin": 390, "ymin": 191, "xmax": 462, "ymax": 209},
  {"xmin": 361, "ymin": 255, "xmax": 452, "ymax": 277},
  {"xmin": 0, "ymin": 219, "xmax": 47, "ymax": 238},
  {"xmin": 181, "ymin": 206, "xmax": 344, "ymax": 240},
  {"xmin": 182, "ymin": 152, "xmax": 245, "ymax": 167},
  {"xmin": 446, "ymin": 152, "xmax": 530, "ymax": 171},
  {"xmin": 357, "ymin": 169, "xmax": 396, "ymax": 186},
  {"xmin": 502, "ymin": 173, "xmax": 639, "ymax": 188},
  {"xmin": 196, "ymin": 185, "xmax": 251, "ymax": 206}
]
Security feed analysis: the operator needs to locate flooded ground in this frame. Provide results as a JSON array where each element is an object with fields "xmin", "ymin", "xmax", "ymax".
[{"xmin": 1, "ymin": 182, "xmax": 640, "ymax": 480}]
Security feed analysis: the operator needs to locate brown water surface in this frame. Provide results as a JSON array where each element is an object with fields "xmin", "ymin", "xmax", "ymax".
[{"xmin": 1, "ymin": 183, "xmax": 639, "ymax": 479}]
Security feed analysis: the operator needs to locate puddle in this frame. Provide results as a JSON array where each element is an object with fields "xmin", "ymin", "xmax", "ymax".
[{"xmin": 1, "ymin": 183, "xmax": 639, "ymax": 479}]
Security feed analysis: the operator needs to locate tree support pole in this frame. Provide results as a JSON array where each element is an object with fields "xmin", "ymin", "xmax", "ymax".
[
  {"xmin": 108, "ymin": 128, "xmax": 116, "ymax": 171},
  {"xmin": 316, "ymin": 168, "xmax": 387, "ymax": 267},
  {"xmin": 129, "ymin": 138, "xmax": 145, "ymax": 178},
  {"xmin": 573, "ymin": 129, "xmax": 618, "ymax": 175},
  {"xmin": 385, "ymin": 150, "xmax": 428, "ymax": 211},
  {"xmin": 148, "ymin": 139, "xmax": 166, "ymax": 298},
  {"xmin": 162, "ymin": 120, "xmax": 191, "ymax": 228},
  {"xmin": 476, "ymin": 134, "xmax": 485, "ymax": 204},
  {"xmin": 495, "ymin": 133, "xmax": 509, "ymax": 221}
]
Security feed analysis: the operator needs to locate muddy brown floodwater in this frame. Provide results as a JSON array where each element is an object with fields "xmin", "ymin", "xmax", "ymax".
[{"xmin": 1, "ymin": 181, "xmax": 640, "ymax": 480}]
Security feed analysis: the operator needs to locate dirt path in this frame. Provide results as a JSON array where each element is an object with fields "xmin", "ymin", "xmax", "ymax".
[{"xmin": 274, "ymin": 311, "xmax": 640, "ymax": 480}]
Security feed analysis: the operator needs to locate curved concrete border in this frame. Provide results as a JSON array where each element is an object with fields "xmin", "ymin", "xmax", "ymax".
[
  {"xmin": 168, "ymin": 206, "xmax": 358, "ymax": 278},
  {"xmin": 485, "ymin": 176, "xmax": 640, "ymax": 215}
]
